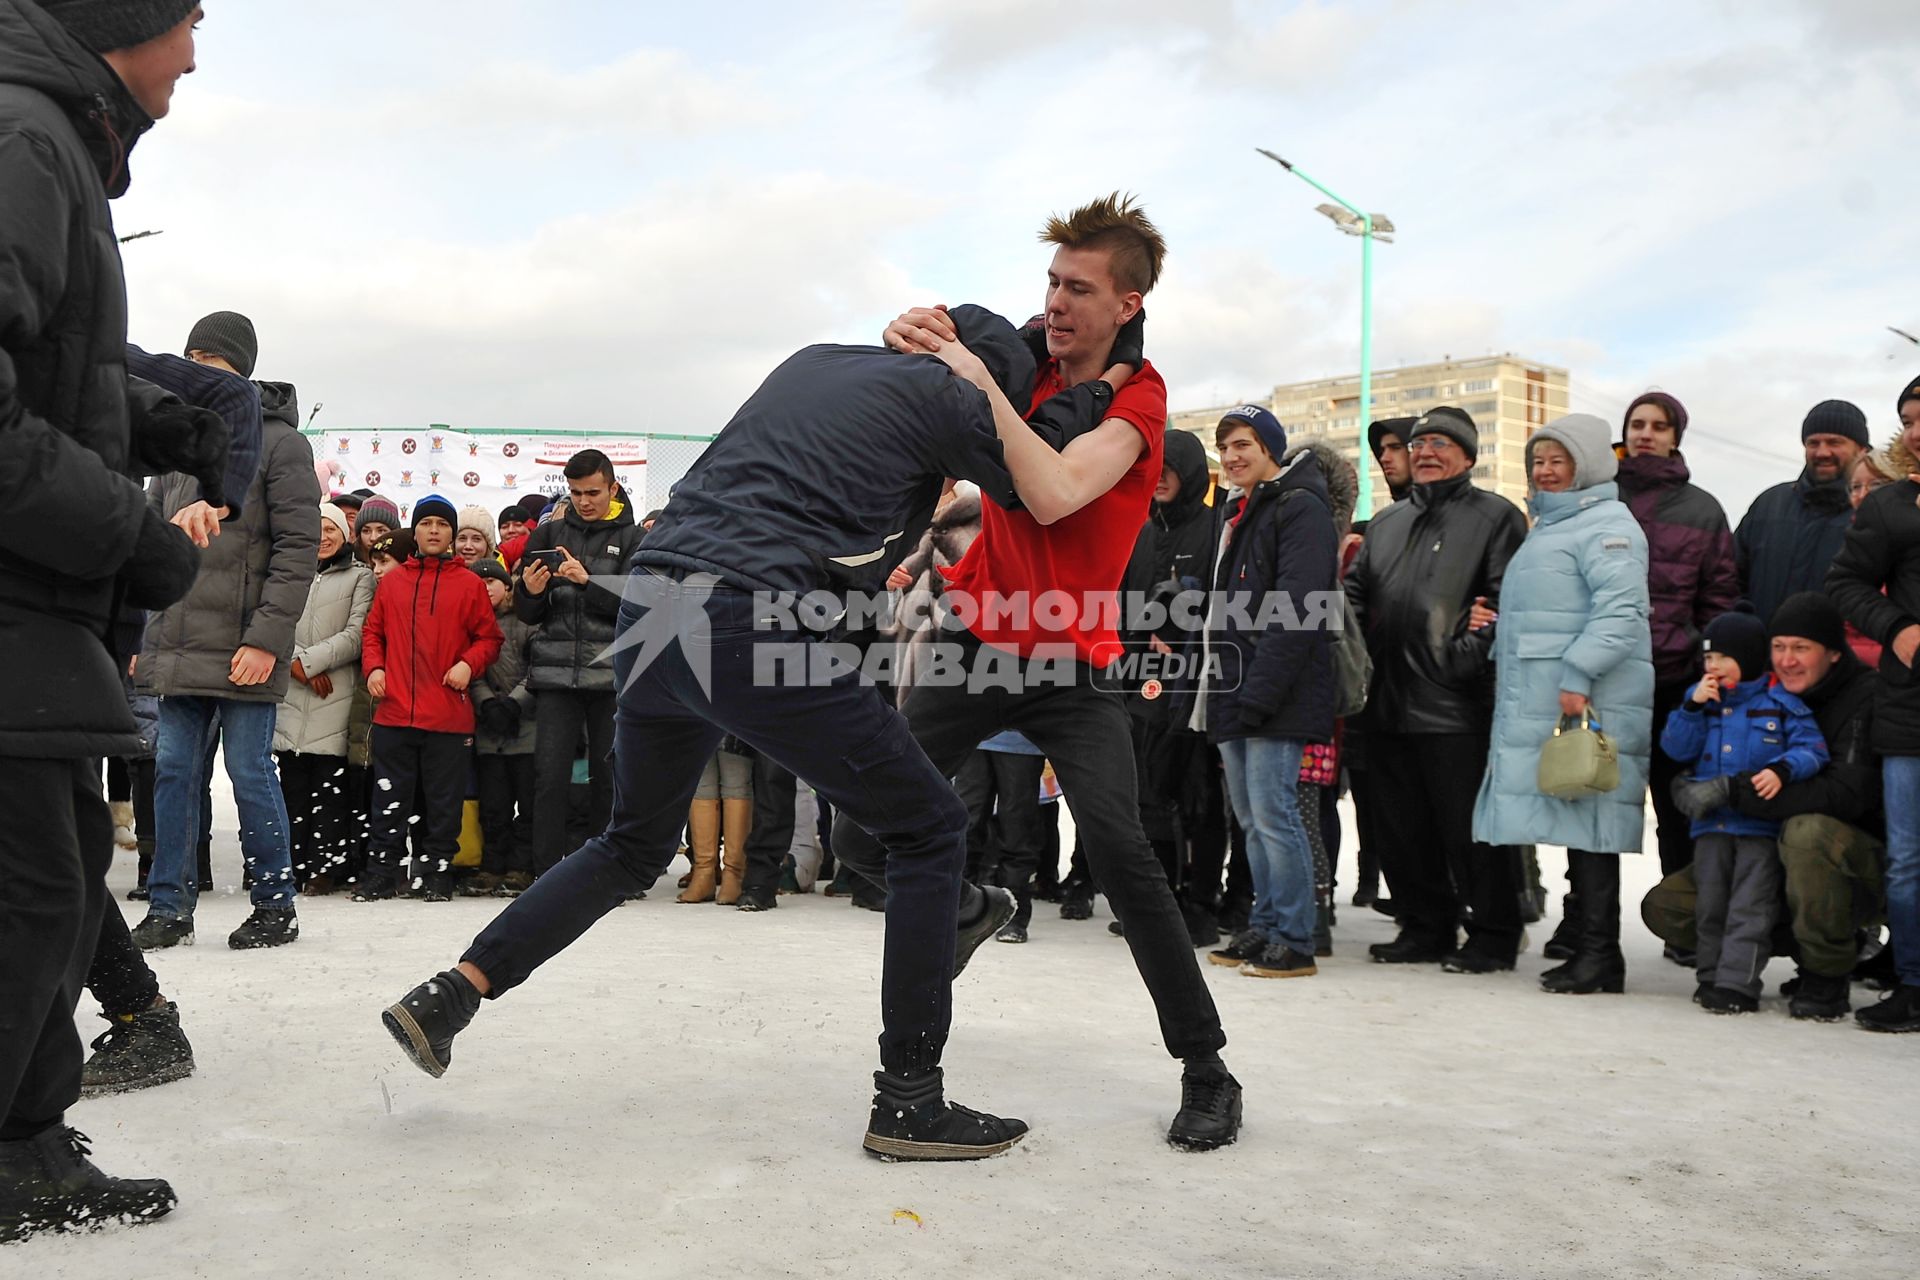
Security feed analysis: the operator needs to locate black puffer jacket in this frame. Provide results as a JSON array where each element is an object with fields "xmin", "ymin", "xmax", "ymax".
[
  {"xmin": 1344, "ymin": 473, "xmax": 1527, "ymax": 736},
  {"xmin": 1204, "ymin": 450, "xmax": 1339, "ymax": 744},
  {"xmin": 1827, "ymin": 476, "xmax": 1920, "ymax": 757},
  {"xmin": 1735, "ymin": 467, "xmax": 1852, "ymax": 627},
  {"xmin": 0, "ymin": 0, "xmax": 156, "ymax": 758},
  {"xmin": 515, "ymin": 498, "xmax": 648, "ymax": 692}
]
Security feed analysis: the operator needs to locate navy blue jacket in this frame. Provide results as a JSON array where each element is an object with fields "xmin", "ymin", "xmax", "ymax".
[
  {"xmin": 1735, "ymin": 468, "xmax": 1851, "ymax": 626},
  {"xmin": 124, "ymin": 345, "xmax": 263, "ymax": 520},
  {"xmin": 639, "ymin": 345, "xmax": 1022, "ymax": 597},
  {"xmin": 1204, "ymin": 451, "xmax": 1339, "ymax": 745}
]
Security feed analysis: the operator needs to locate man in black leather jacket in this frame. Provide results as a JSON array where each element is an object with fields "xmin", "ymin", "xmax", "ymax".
[{"xmin": 1343, "ymin": 407, "xmax": 1528, "ymax": 969}]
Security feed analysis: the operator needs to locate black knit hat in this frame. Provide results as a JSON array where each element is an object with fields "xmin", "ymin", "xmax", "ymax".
[
  {"xmin": 1767, "ymin": 592, "xmax": 1846, "ymax": 654},
  {"xmin": 39, "ymin": 0, "xmax": 200, "ymax": 52},
  {"xmin": 184, "ymin": 311, "xmax": 258, "ymax": 379},
  {"xmin": 469, "ymin": 558, "xmax": 512, "ymax": 588},
  {"xmin": 1409, "ymin": 405, "xmax": 1478, "ymax": 455},
  {"xmin": 1703, "ymin": 604, "xmax": 1768, "ymax": 684},
  {"xmin": 1898, "ymin": 376, "xmax": 1920, "ymax": 416},
  {"xmin": 1802, "ymin": 399, "xmax": 1868, "ymax": 448},
  {"xmin": 1623, "ymin": 391, "xmax": 1689, "ymax": 444}
]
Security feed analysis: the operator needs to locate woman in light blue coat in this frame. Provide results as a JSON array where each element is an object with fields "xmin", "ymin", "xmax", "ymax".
[{"xmin": 1472, "ymin": 413, "xmax": 1653, "ymax": 994}]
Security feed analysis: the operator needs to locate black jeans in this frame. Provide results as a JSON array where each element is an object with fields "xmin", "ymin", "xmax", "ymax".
[
  {"xmin": 463, "ymin": 573, "xmax": 972, "ymax": 1074},
  {"xmin": 368, "ymin": 727, "xmax": 469, "ymax": 880},
  {"xmin": 832, "ymin": 628, "xmax": 1227, "ymax": 1061},
  {"xmin": 1367, "ymin": 730, "xmax": 1523, "ymax": 957},
  {"xmin": 1648, "ymin": 680, "xmax": 1695, "ymax": 877},
  {"xmin": 0, "ymin": 758, "xmax": 112, "ymax": 1136},
  {"xmin": 277, "ymin": 751, "xmax": 355, "ymax": 884},
  {"xmin": 476, "ymin": 753, "xmax": 536, "ymax": 877},
  {"xmin": 743, "ymin": 753, "xmax": 798, "ymax": 895},
  {"xmin": 86, "ymin": 904, "xmax": 160, "ymax": 1019},
  {"xmin": 531, "ymin": 690, "xmax": 614, "ymax": 875}
]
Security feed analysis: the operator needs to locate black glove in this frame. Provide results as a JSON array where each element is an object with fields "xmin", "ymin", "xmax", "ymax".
[
  {"xmin": 1109, "ymin": 307, "xmax": 1146, "ymax": 372},
  {"xmin": 121, "ymin": 507, "xmax": 200, "ymax": 611},
  {"xmin": 131, "ymin": 399, "xmax": 232, "ymax": 510},
  {"xmin": 1669, "ymin": 772, "xmax": 1730, "ymax": 820}
]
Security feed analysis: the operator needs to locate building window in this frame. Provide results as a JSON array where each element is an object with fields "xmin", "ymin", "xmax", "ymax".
[
  {"xmin": 1463, "ymin": 378, "xmax": 1494, "ymax": 393},
  {"xmin": 1402, "ymin": 386, "xmax": 1435, "ymax": 399}
]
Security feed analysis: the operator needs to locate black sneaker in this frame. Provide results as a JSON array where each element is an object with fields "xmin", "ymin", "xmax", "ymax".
[
  {"xmin": 1855, "ymin": 984, "xmax": 1920, "ymax": 1033},
  {"xmin": 228, "ymin": 907, "xmax": 299, "ymax": 950},
  {"xmin": 1692, "ymin": 981, "xmax": 1712, "ymax": 1004},
  {"xmin": 351, "ymin": 870, "xmax": 400, "ymax": 902},
  {"xmin": 1242, "ymin": 943, "xmax": 1317, "ymax": 979},
  {"xmin": 849, "ymin": 881, "xmax": 888, "ymax": 913},
  {"xmin": 80, "ymin": 1003, "xmax": 195, "ymax": 1098},
  {"xmin": 129, "ymin": 914, "xmax": 193, "ymax": 951},
  {"xmin": 1699, "ymin": 985, "xmax": 1759, "ymax": 1015},
  {"xmin": 1788, "ymin": 972, "xmax": 1851, "ymax": 1022},
  {"xmin": 0, "ymin": 1127, "xmax": 174, "ymax": 1243},
  {"xmin": 954, "ymin": 885, "xmax": 1016, "ymax": 977},
  {"xmin": 383, "ymin": 970, "xmax": 483, "ymax": 1078},
  {"xmin": 1663, "ymin": 944, "xmax": 1697, "ymax": 968},
  {"xmin": 995, "ymin": 921, "xmax": 1028, "ymax": 944},
  {"xmin": 1059, "ymin": 890, "xmax": 1094, "ymax": 921},
  {"xmin": 1441, "ymin": 947, "xmax": 1516, "ymax": 974},
  {"xmin": 1208, "ymin": 929, "xmax": 1265, "ymax": 967},
  {"xmin": 1167, "ymin": 1061, "xmax": 1242, "ymax": 1151},
  {"xmin": 736, "ymin": 884, "xmax": 778, "ymax": 912},
  {"xmin": 1368, "ymin": 932, "xmax": 1452, "ymax": 965},
  {"xmin": 862, "ymin": 1068, "xmax": 1026, "ymax": 1161},
  {"xmin": 126, "ymin": 882, "xmax": 150, "ymax": 902}
]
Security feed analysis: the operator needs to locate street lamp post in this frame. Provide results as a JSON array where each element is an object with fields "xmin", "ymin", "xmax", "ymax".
[{"xmin": 1256, "ymin": 149, "xmax": 1394, "ymax": 519}]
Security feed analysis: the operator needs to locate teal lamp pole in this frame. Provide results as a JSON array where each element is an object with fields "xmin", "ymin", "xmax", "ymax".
[{"xmin": 1256, "ymin": 148, "xmax": 1394, "ymax": 519}]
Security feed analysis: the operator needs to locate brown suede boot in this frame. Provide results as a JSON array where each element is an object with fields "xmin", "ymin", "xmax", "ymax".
[
  {"xmin": 715, "ymin": 797, "xmax": 753, "ymax": 905},
  {"xmin": 678, "ymin": 799, "xmax": 721, "ymax": 903}
]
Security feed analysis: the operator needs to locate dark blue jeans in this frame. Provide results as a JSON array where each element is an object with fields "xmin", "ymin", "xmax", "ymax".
[
  {"xmin": 463, "ymin": 573, "xmax": 969, "ymax": 1072},
  {"xmin": 150, "ymin": 697, "xmax": 294, "ymax": 919}
]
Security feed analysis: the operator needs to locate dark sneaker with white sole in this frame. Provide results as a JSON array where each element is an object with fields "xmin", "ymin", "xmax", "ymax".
[
  {"xmin": 861, "ymin": 1067, "xmax": 1026, "ymax": 1161},
  {"xmin": 953, "ymin": 884, "xmax": 1016, "ymax": 977},
  {"xmin": 0, "ymin": 1127, "xmax": 174, "ymax": 1243},
  {"xmin": 1167, "ymin": 1061, "xmax": 1242, "ymax": 1151},
  {"xmin": 383, "ymin": 970, "xmax": 483, "ymax": 1078},
  {"xmin": 80, "ymin": 1003, "xmax": 195, "ymax": 1098},
  {"xmin": 129, "ymin": 914, "xmax": 193, "ymax": 951},
  {"xmin": 228, "ymin": 907, "xmax": 299, "ymax": 950}
]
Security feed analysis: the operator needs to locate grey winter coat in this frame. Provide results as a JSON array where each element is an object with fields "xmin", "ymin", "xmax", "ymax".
[
  {"xmin": 473, "ymin": 610, "xmax": 538, "ymax": 756},
  {"xmin": 1472, "ymin": 415, "xmax": 1654, "ymax": 853},
  {"xmin": 140, "ymin": 387, "xmax": 321, "ymax": 701},
  {"xmin": 274, "ymin": 550, "xmax": 374, "ymax": 757}
]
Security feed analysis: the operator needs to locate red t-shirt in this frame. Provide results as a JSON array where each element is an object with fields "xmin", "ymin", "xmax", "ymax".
[{"xmin": 941, "ymin": 359, "xmax": 1167, "ymax": 668}]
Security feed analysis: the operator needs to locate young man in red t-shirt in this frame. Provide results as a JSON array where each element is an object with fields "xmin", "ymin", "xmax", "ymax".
[{"xmin": 836, "ymin": 195, "xmax": 1239, "ymax": 1151}]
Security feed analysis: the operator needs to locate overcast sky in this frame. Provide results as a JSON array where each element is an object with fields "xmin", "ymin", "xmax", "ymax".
[{"xmin": 114, "ymin": 0, "xmax": 1920, "ymax": 520}]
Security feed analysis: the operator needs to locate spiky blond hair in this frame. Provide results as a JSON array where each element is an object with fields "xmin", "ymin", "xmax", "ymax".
[{"xmin": 1039, "ymin": 192, "xmax": 1166, "ymax": 296}]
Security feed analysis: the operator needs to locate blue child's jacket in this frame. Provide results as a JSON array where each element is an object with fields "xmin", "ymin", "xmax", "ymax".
[{"xmin": 1659, "ymin": 674, "xmax": 1828, "ymax": 838}]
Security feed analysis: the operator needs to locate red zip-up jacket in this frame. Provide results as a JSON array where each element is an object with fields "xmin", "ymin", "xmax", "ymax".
[{"xmin": 362, "ymin": 553, "xmax": 503, "ymax": 734}]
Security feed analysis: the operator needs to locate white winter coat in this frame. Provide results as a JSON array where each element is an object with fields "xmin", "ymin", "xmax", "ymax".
[{"xmin": 274, "ymin": 552, "xmax": 374, "ymax": 757}]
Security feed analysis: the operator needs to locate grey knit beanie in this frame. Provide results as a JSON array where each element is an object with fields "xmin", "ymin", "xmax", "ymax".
[
  {"xmin": 38, "ymin": 0, "xmax": 201, "ymax": 53},
  {"xmin": 184, "ymin": 310, "xmax": 257, "ymax": 379}
]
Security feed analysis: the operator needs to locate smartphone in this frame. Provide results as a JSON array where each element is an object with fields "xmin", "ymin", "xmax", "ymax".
[{"xmin": 525, "ymin": 548, "xmax": 564, "ymax": 571}]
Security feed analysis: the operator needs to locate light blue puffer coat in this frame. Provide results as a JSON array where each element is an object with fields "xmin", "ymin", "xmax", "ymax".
[{"xmin": 1472, "ymin": 414, "xmax": 1654, "ymax": 853}]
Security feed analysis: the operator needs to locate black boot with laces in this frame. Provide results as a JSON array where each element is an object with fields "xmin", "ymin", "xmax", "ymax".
[
  {"xmin": 1167, "ymin": 1058, "xmax": 1242, "ymax": 1151},
  {"xmin": 383, "ymin": 969, "xmax": 483, "ymax": 1077},
  {"xmin": 80, "ymin": 1002, "xmax": 195, "ymax": 1097},
  {"xmin": 862, "ymin": 1067, "xmax": 1027, "ymax": 1161},
  {"xmin": 0, "ymin": 1126, "xmax": 175, "ymax": 1243}
]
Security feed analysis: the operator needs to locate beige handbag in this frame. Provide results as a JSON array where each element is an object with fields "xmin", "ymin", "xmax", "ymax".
[{"xmin": 1537, "ymin": 708, "xmax": 1620, "ymax": 798}]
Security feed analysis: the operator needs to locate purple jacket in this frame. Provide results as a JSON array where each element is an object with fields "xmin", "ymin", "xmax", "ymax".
[{"xmin": 1616, "ymin": 451, "xmax": 1739, "ymax": 687}]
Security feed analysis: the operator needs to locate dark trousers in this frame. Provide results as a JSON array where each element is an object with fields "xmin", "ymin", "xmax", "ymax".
[
  {"xmin": 463, "ymin": 575, "xmax": 972, "ymax": 1074},
  {"xmin": 1648, "ymin": 680, "xmax": 1696, "ymax": 876},
  {"xmin": 1367, "ymin": 730, "xmax": 1523, "ymax": 957},
  {"xmin": 832, "ymin": 628, "xmax": 1227, "ymax": 1061},
  {"xmin": 743, "ymin": 754, "xmax": 798, "ymax": 895},
  {"xmin": 1348, "ymin": 763, "xmax": 1387, "ymax": 898},
  {"xmin": 532, "ymin": 690, "xmax": 614, "ymax": 875},
  {"xmin": 0, "ymin": 759, "xmax": 112, "ymax": 1136},
  {"xmin": 368, "ymin": 726, "xmax": 469, "ymax": 880},
  {"xmin": 86, "ymin": 904, "xmax": 160, "ymax": 1019},
  {"xmin": 277, "ymin": 750, "xmax": 356, "ymax": 884},
  {"xmin": 956, "ymin": 749, "xmax": 1047, "ymax": 928},
  {"xmin": 476, "ymin": 754, "xmax": 536, "ymax": 877}
]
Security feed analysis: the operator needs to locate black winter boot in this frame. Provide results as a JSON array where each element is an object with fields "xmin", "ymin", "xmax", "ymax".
[
  {"xmin": 383, "ymin": 969, "xmax": 483, "ymax": 1077},
  {"xmin": 228, "ymin": 907, "xmax": 299, "ymax": 950},
  {"xmin": 80, "ymin": 1002, "xmax": 195, "ymax": 1097},
  {"xmin": 1542, "ymin": 891, "xmax": 1581, "ymax": 962},
  {"xmin": 1855, "ymin": 984, "xmax": 1920, "ymax": 1033},
  {"xmin": 862, "ymin": 1067, "xmax": 1027, "ymax": 1161},
  {"xmin": 1167, "ymin": 1058, "xmax": 1242, "ymax": 1151},
  {"xmin": 1541, "ymin": 853, "xmax": 1624, "ymax": 995},
  {"xmin": 1788, "ymin": 971, "xmax": 1851, "ymax": 1021},
  {"xmin": 954, "ymin": 884, "xmax": 1016, "ymax": 976},
  {"xmin": 0, "ymin": 1127, "xmax": 174, "ymax": 1243}
]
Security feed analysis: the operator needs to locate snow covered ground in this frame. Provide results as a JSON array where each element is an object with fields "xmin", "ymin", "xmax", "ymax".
[{"xmin": 28, "ymin": 780, "xmax": 1920, "ymax": 1280}]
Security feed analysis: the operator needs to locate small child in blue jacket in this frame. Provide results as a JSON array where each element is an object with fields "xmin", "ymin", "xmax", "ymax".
[{"xmin": 1660, "ymin": 607, "xmax": 1827, "ymax": 1014}]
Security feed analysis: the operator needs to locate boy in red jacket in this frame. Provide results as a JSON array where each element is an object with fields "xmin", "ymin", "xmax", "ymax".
[{"xmin": 356, "ymin": 496, "xmax": 503, "ymax": 901}]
